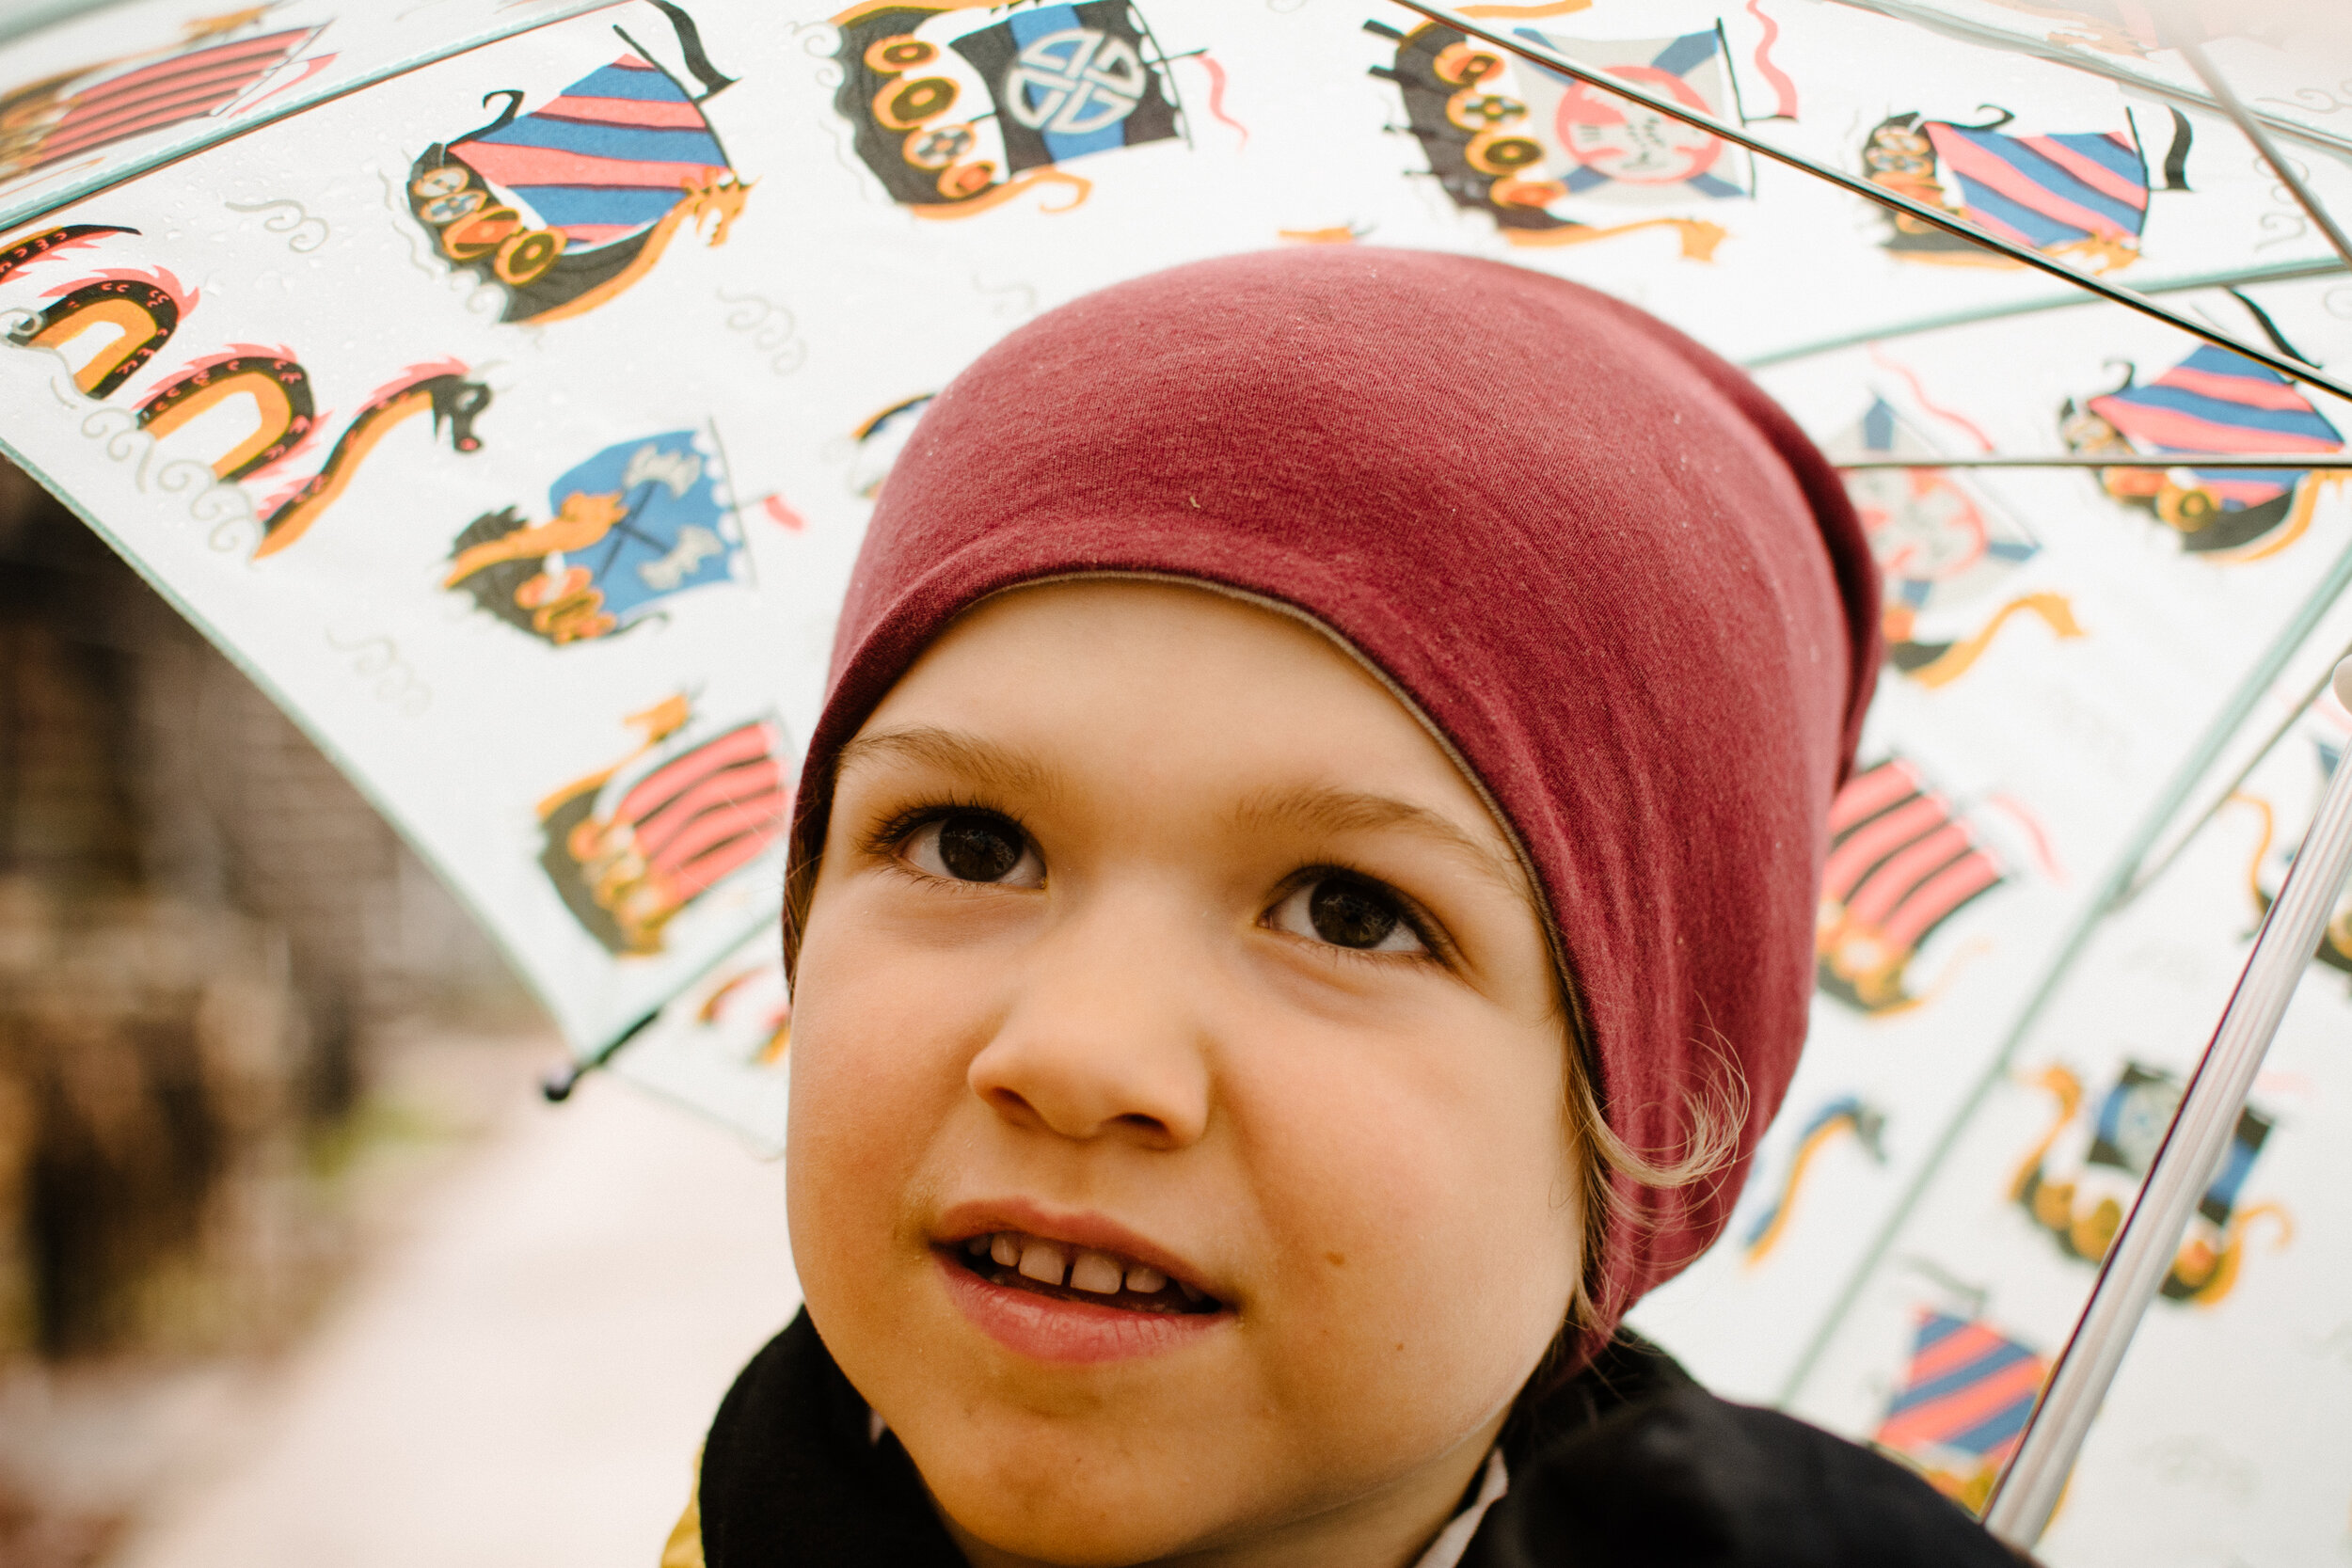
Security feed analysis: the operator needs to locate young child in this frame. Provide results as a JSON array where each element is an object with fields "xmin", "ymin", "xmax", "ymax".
[{"xmin": 666, "ymin": 249, "xmax": 2026, "ymax": 1567}]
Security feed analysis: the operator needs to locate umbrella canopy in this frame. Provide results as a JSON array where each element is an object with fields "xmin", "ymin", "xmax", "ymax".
[{"xmin": 2, "ymin": 0, "xmax": 2350, "ymax": 1558}]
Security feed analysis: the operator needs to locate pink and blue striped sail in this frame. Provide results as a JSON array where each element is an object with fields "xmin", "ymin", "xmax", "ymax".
[
  {"xmin": 1875, "ymin": 1311, "xmax": 2045, "ymax": 1469},
  {"xmin": 456, "ymin": 55, "xmax": 729, "ymax": 252},
  {"xmin": 1923, "ymin": 123, "xmax": 2147, "ymax": 257},
  {"xmin": 2090, "ymin": 347, "xmax": 2344, "ymax": 509}
]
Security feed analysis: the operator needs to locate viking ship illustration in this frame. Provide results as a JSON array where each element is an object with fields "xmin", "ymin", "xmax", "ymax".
[
  {"xmin": 1838, "ymin": 395, "xmax": 2080, "ymax": 687},
  {"xmin": 832, "ymin": 2, "xmax": 1184, "ymax": 218},
  {"xmin": 445, "ymin": 430, "xmax": 743, "ymax": 647},
  {"xmin": 1367, "ymin": 20, "xmax": 1724, "ymax": 258},
  {"xmin": 536, "ymin": 697, "xmax": 790, "ymax": 956},
  {"xmin": 1873, "ymin": 1309, "xmax": 2047, "ymax": 1512},
  {"xmin": 2010, "ymin": 1062, "xmax": 2289, "ymax": 1306},
  {"xmin": 1740, "ymin": 1096, "xmax": 1886, "ymax": 1266},
  {"xmin": 1860, "ymin": 107, "xmax": 2171, "ymax": 271},
  {"xmin": 405, "ymin": 11, "xmax": 746, "ymax": 325},
  {"xmin": 2061, "ymin": 346, "xmax": 2347, "ymax": 561},
  {"xmin": 0, "ymin": 17, "xmax": 323, "ymax": 185},
  {"xmin": 1818, "ymin": 758, "xmax": 2008, "ymax": 1013}
]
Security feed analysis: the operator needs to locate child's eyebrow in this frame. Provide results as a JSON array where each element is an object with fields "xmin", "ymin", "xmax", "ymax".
[
  {"xmin": 1233, "ymin": 786, "xmax": 1527, "ymax": 895},
  {"xmin": 834, "ymin": 725, "xmax": 1054, "ymax": 800}
]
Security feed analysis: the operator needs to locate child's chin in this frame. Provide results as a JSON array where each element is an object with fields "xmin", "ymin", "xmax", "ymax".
[
  {"xmin": 951, "ymin": 1514, "xmax": 1198, "ymax": 1568},
  {"xmin": 919, "ymin": 1431, "xmax": 1260, "ymax": 1568}
]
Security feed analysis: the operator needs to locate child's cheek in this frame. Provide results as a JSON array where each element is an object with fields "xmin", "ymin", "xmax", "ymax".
[
  {"xmin": 785, "ymin": 893, "xmax": 984, "ymax": 1321},
  {"xmin": 1229, "ymin": 1001, "xmax": 1585, "ymax": 1442}
]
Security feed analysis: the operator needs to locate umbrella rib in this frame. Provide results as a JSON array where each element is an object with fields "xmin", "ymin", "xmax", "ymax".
[
  {"xmin": 1741, "ymin": 259, "xmax": 2347, "ymax": 370},
  {"xmin": 1835, "ymin": 453, "xmax": 2352, "ymax": 469},
  {"xmin": 1391, "ymin": 3, "xmax": 2352, "ymax": 407},
  {"xmin": 2179, "ymin": 40, "xmax": 2352, "ymax": 276}
]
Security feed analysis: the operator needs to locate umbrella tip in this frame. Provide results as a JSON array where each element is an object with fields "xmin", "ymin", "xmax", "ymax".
[
  {"xmin": 2337, "ymin": 657, "xmax": 2352, "ymax": 712},
  {"xmin": 538, "ymin": 1009, "xmax": 660, "ymax": 1105},
  {"xmin": 542, "ymin": 1060, "xmax": 587, "ymax": 1103}
]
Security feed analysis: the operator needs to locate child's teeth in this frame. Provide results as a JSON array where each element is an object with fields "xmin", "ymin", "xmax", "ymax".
[
  {"xmin": 1018, "ymin": 1238, "xmax": 1069, "ymax": 1285},
  {"xmin": 970, "ymin": 1229, "xmax": 1198, "ymax": 1302},
  {"xmin": 1070, "ymin": 1250, "xmax": 1123, "ymax": 1294}
]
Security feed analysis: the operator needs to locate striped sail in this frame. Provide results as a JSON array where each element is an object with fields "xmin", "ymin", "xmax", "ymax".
[
  {"xmin": 4, "ymin": 28, "xmax": 312, "ymax": 178},
  {"xmin": 2090, "ymin": 346, "xmax": 2344, "ymax": 509},
  {"xmin": 604, "ymin": 719, "xmax": 787, "ymax": 907},
  {"xmin": 1922, "ymin": 123, "xmax": 2147, "ymax": 255},
  {"xmin": 456, "ymin": 55, "xmax": 728, "ymax": 251},
  {"xmin": 1819, "ymin": 757, "xmax": 2006, "ymax": 1007},
  {"xmin": 1876, "ymin": 1311, "xmax": 2046, "ymax": 1475}
]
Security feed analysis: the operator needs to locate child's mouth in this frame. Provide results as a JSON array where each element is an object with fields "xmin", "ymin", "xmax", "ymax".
[{"xmin": 940, "ymin": 1229, "xmax": 1224, "ymax": 1316}]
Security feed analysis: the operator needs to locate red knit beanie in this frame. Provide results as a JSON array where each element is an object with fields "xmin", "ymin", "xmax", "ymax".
[{"xmin": 786, "ymin": 247, "xmax": 1879, "ymax": 1363}]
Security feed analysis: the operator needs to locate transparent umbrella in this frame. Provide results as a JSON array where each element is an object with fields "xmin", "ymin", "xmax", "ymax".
[{"xmin": 1, "ymin": 0, "xmax": 2349, "ymax": 1559}]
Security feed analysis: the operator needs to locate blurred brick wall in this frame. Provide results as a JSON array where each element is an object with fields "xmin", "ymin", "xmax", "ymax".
[{"xmin": 0, "ymin": 457, "xmax": 537, "ymax": 1357}]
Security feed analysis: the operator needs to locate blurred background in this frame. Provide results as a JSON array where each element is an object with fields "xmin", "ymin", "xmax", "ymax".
[{"xmin": 0, "ymin": 453, "xmax": 798, "ymax": 1567}]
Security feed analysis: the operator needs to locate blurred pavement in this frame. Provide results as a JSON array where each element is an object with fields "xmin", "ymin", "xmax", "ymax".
[{"xmin": 109, "ymin": 1062, "xmax": 799, "ymax": 1568}]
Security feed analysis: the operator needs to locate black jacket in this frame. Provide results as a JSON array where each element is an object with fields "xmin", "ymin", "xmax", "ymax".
[{"xmin": 691, "ymin": 1310, "xmax": 2030, "ymax": 1568}]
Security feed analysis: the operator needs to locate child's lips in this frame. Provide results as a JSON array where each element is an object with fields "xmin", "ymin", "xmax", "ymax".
[
  {"xmin": 933, "ymin": 1200, "xmax": 1219, "ymax": 1301},
  {"xmin": 930, "ymin": 1201, "xmax": 1232, "ymax": 1364},
  {"xmin": 934, "ymin": 1248, "xmax": 1231, "ymax": 1365},
  {"xmin": 948, "ymin": 1227, "xmax": 1215, "ymax": 1309}
]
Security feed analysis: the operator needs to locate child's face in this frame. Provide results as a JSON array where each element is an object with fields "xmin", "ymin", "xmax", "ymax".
[{"xmin": 787, "ymin": 581, "xmax": 1585, "ymax": 1565}]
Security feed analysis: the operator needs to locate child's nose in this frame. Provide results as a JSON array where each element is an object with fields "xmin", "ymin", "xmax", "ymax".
[{"xmin": 964, "ymin": 894, "xmax": 1213, "ymax": 1150}]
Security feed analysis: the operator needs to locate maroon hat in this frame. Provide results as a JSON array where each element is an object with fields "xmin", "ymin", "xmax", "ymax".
[{"xmin": 787, "ymin": 247, "xmax": 1878, "ymax": 1358}]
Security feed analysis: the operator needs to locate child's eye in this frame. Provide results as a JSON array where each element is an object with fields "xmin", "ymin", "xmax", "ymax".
[
  {"xmin": 902, "ymin": 811, "xmax": 1044, "ymax": 887},
  {"xmin": 1267, "ymin": 873, "xmax": 1429, "ymax": 956}
]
